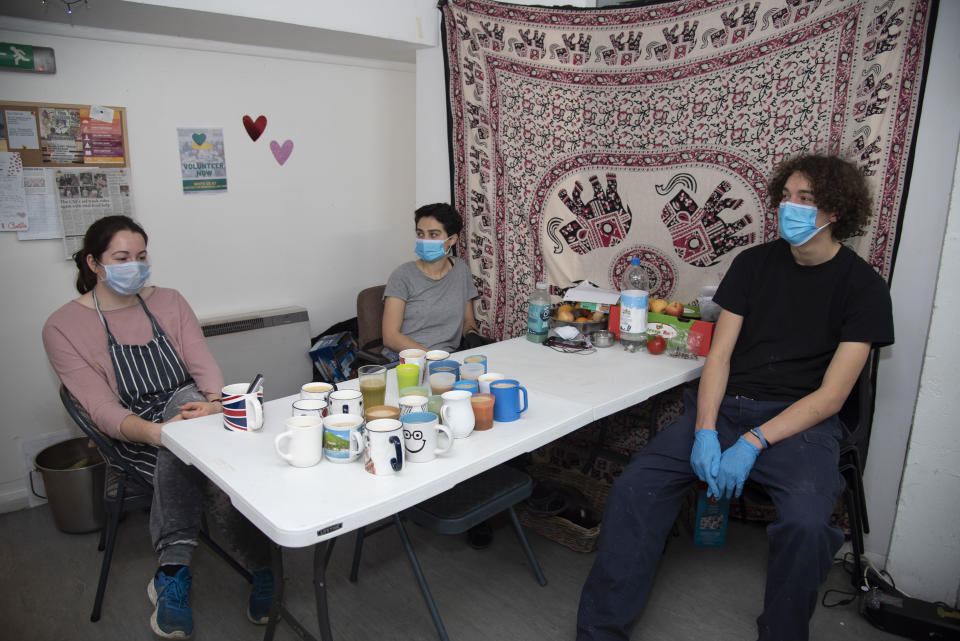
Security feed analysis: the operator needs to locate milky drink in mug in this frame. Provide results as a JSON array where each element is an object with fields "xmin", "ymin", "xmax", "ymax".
[
  {"xmin": 399, "ymin": 349, "xmax": 427, "ymax": 385},
  {"xmin": 399, "ymin": 395, "xmax": 429, "ymax": 416},
  {"xmin": 425, "ymin": 350, "xmax": 449, "ymax": 362},
  {"xmin": 463, "ymin": 354, "xmax": 487, "ymax": 374},
  {"xmin": 300, "ymin": 382, "xmax": 333, "ymax": 402},
  {"xmin": 460, "ymin": 362, "xmax": 485, "ymax": 381},
  {"xmin": 358, "ymin": 365, "xmax": 387, "ymax": 409},
  {"xmin": 363, "ymin": 419, "xmax": 405, "ymax": 477},
  {"xmin": 477, "ymin": 372, "xmax": 505, "ymax": 395},
  {"xmin": 322, "ymin": 414, "xmax": 365, "ymax": 463},
  {"xmin": 429, "ymin": 372, "xmax": 456, "ymax": 396},
  {"xmin": 292, "ymin": 398, "xmax": 328, "ymax": 418},
  {"xmin": 364, "ymin": 405, "xmax": 400, "ymax": 422},
  {"xmin": 274, "ymin": 416, "xmax": 324, "ymax": 467},
  {"xmin": 328, "ymin": 389, "xmax": 363, "ymax": 416},
  {"xmin": 491, "ymin": 379, "xmax": 528, "ymax": 423}
]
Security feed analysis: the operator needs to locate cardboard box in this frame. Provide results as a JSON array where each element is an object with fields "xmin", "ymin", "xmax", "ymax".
[
  {"xmin": 646, "ymin": 313, "xmax": 714, "ymax": 356},
  {"xmin": 308, "ymin": 331, "xmax": 357, "ymax": 383}
]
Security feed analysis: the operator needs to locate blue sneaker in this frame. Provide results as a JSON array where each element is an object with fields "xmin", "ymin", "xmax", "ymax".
[
  {"xmin": 247, "ymin": 568, "xmax": 275, "ymax": 624},
  {"xmin": 148, "ymin": 567, "xmax": 193, "ymax": 639}
]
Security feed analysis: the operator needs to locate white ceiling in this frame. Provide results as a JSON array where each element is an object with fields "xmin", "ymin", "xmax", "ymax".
[{"xmin": 0, "ymin": 0, "xmax": 422, "ymax": 63}]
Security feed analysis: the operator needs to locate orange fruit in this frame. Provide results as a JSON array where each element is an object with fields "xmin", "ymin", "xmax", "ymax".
[{"xmin": 575, "ymin": 317, "xmax": 589, "ymax": 323}]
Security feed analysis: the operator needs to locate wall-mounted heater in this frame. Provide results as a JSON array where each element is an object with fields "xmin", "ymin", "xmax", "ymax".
[{"xmin": 200, "ymin": 306, "xmax": 313, "ymax": 402}]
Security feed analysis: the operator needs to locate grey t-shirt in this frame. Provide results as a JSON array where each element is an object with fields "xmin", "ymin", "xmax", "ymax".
[{"xmin": 384, "ymin": 259, "xmax": 478, "ymax": 353}]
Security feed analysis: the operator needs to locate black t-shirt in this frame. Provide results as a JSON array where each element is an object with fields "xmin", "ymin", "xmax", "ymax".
[{"xmin": 713, "ymin": 239, "xmax": 894, "ymax": 401}]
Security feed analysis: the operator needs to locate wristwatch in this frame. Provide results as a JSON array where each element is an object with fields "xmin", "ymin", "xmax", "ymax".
[{"xmin": 749, "ymin": 427, "xmax": 769, "ymax": 449}]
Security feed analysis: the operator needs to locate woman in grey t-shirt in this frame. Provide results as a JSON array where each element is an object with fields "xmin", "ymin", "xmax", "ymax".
[{"xmin": 382, "ymin": 203, "xmax": 480, "ymax": 356}]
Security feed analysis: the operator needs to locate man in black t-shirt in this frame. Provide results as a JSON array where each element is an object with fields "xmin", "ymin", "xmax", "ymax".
[{"xmin": 577, "ymin": 155, "xmax": 894, "ymax": 641}]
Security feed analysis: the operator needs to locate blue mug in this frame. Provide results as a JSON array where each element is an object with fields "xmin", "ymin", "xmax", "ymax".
[
  {"xmin": 490, "ymin": 379, "xmax": 528, "ymax": 422},
  {"xmin": 428, "ymin": 359, "xmax": 461, "ymax": 380},
  {"xmin": 453, "ymin": 380, "xmax": 479, "ymax": 395}
]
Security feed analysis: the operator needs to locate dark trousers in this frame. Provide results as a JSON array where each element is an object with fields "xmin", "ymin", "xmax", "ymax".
[
  {"xmin": 577, "ymin": 388, "xmax": 845, "ymax": 641},
  {"xmin": 150, "ymin": 448, "xmax": 271, "ymax": 570}
]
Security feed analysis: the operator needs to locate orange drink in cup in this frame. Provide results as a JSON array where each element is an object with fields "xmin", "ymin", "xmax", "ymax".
[{"xmin": 470, "ymin": 393, "xmax": 495, "ymax": 431}]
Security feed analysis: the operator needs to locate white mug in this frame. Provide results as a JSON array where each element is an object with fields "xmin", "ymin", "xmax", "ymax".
[
  {"xmin": 399, "ymin": 348, "xmax": 427, "ymax": 386},
  {"xmin": 363, "ymin": 418, "xmax": 405, "ymax": 477},
  {"xmin": 292, "ymin": 398, "xmax": 328, "ymax": 418},
  {"xmin": 477, "ymin": 372, "xmax": 505, "ymax": 395},
  {"xmin": 440, "ymin": 390, "xmax": 475, "ymax": 438},
  {"xmin": 328, "ymin": 389, "xmax": 363, "ymax": 416},
  {"xmin": 425, "ymin": 349, "xmax": 450, "ymax": 362},
  {"xmin": 401, "ymin": 412, "xmax": 454, "ymax": 463},
  {"xmin": 322, "ymin": 414, "xmax": 366, "ymax": 463},
  {"xmin": 399, "ymin": 394, "xmax": 429, "ymax": 416},
  {"xmin": 300, "ymin": 382, "xmax": 334, "ymax": 402},
  {"xmin": 274, "ymin": 416, "xmax": 324, "ymax": 467}
]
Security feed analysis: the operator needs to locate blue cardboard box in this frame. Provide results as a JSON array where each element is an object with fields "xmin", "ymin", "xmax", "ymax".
[{"xmin": 309, "ymin": 331, "xmax": 357, "ymax": 383}]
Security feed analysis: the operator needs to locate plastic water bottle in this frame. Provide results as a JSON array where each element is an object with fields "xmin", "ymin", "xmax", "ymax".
[
  {"xmin": 526, "ymin": 282, "xmax": 551, "ymax": 343},
  {"xmin": 622, "ymin": 257, "xmax": 648, "ymax": 292},
  {"xmin": 620, "ymin": 258, "xmax": 649, "ymax": 352}
]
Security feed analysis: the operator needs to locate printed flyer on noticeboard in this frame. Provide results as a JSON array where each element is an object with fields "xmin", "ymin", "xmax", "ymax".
[{"xmin": 177, "ymin": 127, "xmax": 227, "ymax": 193}]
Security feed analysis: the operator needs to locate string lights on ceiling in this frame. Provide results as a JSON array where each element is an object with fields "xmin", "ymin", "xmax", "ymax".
[{"xmin": 40, "ymin": 0, "xmax": 89, "ymax": 15}]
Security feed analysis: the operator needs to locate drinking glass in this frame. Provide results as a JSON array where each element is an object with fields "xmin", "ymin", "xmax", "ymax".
[{"xmin": 358, "ymin": 365, "xmax": 387, "ymax": 409}]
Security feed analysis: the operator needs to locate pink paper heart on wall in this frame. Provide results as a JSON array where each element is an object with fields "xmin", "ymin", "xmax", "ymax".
[
  {"xmin": 242, "ymin": 115, "xmax": 267, "ymax": 141},
  {"xmin": 270, "ymin": 139, "xmax": 294, "ymax": 166}
]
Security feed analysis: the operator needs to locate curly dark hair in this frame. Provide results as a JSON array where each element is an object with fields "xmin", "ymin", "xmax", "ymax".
[{"xmin": 767, "ymin": 154, "xmax": 871, "ymax": 241}]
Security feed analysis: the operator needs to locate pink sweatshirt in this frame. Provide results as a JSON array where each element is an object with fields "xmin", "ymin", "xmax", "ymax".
[{"xmin": 43, "ymin": 287, "xmax": 224, "ymax": 440}]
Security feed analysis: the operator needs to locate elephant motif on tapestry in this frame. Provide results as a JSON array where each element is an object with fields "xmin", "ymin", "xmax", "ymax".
[
  {"xmin": 554, "ymin": 173, "xmax": 633, "ymax": 255},
  {"xmin": 660, "ymin": 180, "xmax": 755, "ymax": 267}
]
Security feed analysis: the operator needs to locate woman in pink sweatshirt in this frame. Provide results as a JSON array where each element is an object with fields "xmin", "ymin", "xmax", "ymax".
[{"xmin": 43, "ymin": 215, "xmax": 272, "ymax": 639}]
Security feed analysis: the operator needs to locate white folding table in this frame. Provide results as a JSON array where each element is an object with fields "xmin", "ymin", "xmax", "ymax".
[{"xmin": 162, "ymin": 337, "xmax": 703, "ymax": 640}]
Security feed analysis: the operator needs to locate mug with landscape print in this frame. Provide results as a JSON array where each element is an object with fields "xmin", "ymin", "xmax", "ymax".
[{"xmin": 322, "ymin": 414, "xmax": 365, "ymax": 463}]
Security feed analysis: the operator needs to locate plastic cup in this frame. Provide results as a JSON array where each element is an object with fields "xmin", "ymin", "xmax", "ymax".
[
  {"xmin": 471, "ymin": 394, "xmax": 495, "ymax": 431},
  {"xmin": 460, "ymin": 362, "xmax": 485, "ymax": 381},
  {"xmin": 429, "ymin": 372, "xmax": 456, "ymax": 396},
  {"xmin": 395, "ymin": 364, "xmax": 420, "ymax": 391}
]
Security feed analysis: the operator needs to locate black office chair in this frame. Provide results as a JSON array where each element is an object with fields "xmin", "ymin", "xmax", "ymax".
[
  {"xmin": 58, "ymin": 385, "xmax": 251, "ymax": 622},
  {"xmin": 348, "ymin": 465, "xmax": 547, "ymax": 641}
]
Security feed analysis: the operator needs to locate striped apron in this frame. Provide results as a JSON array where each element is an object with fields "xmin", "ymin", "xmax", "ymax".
[{"xmin": 93, "ymin": 290, "xmax": 193, "ymax": 478}]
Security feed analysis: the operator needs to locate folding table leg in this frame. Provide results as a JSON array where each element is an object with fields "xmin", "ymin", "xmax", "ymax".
[
  {"xmin": 263, "ymin": 544, "xmax": 285, "ymax": 641},
  {"xmin": 314, "ymin": 539, "xmax": 337, "ymax": 641},
  {"xmin": 392, "ymin": 514, "xmax": 449, "ymax": 641},
  {"xmin": 349, "ymin": 527, "xmax": 365, "ymax": 583},
  {"xmin": 507, "ymin": 506, "xmax": 548, "ymax": 586}
]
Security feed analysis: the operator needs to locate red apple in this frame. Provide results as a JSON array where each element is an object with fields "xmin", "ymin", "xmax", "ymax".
[
  {"xmin": 664, "ymin": 301, "xmax": 684, "ymax": 317},
  {"xmin": 647, "ymin": 335, "xmax": 666, "ymax": 355}
]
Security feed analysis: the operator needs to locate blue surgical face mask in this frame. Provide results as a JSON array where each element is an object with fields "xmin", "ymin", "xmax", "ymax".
[
  {"xmin": 103, "ymin": 261, "xmax": 151, "ymax": 296},
  {"xmin": 415, "ymin": 238, "xmax": 450, "ymax": 263},
  {"xmin": 778, "ymin": 202, "xmax": 830, "ymax": 246}
]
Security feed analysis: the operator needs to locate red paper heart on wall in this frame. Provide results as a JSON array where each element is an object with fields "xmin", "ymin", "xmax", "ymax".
[{"xmin": 242, "ymin": 115, "xmax": 267, "ymax": 141}]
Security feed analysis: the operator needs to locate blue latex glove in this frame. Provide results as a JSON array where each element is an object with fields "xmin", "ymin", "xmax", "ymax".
[
  {"xmin": 690, "ymin": 429, "xmax": 721, "ymax": 499},
  {"xmin": 717, "ymin": 437, "xmax": 761, "ymax": 499}
]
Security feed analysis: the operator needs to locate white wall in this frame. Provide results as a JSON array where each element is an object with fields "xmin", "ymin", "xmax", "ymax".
[
  {"xmin": 863, "ymin": 3, "xmax": 960, "ymax": 567},
  {"xmin": 0, "ymin": 21, "xmax": 416, "ymax": 510},
  {"xmin": 885, "ymin": 144, "xmax": 960, "ymax": 606}
]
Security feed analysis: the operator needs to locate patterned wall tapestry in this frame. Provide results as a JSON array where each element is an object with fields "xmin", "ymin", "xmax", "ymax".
[{"xmin": 442, "ymin": 0, "xmax": 933, "ymax": 340}]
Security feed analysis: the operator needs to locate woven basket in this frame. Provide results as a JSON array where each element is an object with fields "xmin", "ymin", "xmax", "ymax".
[{"xmin": 517, "ymin": 463, "xmax": 612, "ymax": 553}]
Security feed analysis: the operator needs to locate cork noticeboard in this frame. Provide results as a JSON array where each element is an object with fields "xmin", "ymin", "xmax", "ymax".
[{"xmin": 0, "ymin": 100, "xmax": 129, "ymax": 168}]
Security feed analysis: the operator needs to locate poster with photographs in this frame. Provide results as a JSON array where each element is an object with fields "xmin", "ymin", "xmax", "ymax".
[
  {"xmin": 55, "ymin": 167, "xmax": 133, "ymax": 257},
  {"xmin": 38, "ymin": 108, "xmax": 83, "ymax": 164},
  {"xmin": 177, "ymin": 127, "xmax": 227, "ymax": 193}
]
